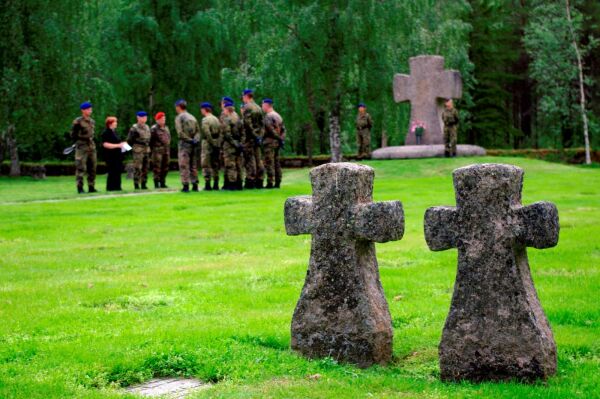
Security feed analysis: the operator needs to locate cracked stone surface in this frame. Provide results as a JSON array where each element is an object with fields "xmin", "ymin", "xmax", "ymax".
[
  {"xmin": 284, "ymin": 162, "xmax": 404, "ymax": 367},
  {"xmin": 125, "ymin": 378, "xmax": 207, "ymax": 398},
  {"xmin": 424, "ymin": 163, "xmax": 559, "ymax": 382}
]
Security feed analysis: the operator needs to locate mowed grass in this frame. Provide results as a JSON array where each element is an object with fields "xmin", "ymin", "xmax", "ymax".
[{"xmin": 0, "ymin": 157, "xmax": 599, "ymax": 399}]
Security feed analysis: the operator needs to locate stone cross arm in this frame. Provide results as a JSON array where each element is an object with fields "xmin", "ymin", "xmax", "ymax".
[
  {"xmin": 285, "ymin": 197, "xmax": 404, "ymax": 243},
  {"xmin": 424, "ymin": 199, "xmax": 559, "ymax": 251},
  {"xmin": 284, "ymin": 195, "xmax": 314, "ymax": 235}
]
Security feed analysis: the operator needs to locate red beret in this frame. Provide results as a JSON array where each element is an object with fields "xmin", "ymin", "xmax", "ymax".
[{"xmin": 154, "ymin": 112, "xmax": 165, "ymax": 120}]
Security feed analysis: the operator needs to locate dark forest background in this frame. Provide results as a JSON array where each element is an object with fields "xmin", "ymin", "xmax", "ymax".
[{"xmin": 0, "ymin": 0, "xmax": 598, "ymax": 161}]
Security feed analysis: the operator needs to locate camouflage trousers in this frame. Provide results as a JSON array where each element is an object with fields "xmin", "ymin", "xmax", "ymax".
[
  {"xmin": 222, "ymin": 144, "xmax": 242, "ymax": 183},
  {"xmin": 243, "ymin": 143, "xmax": 264, "ymax": 181},
  {"xmin": 263, "ymin": 141, "xmax": 281, "ymax": 185},
  {"xmin": 151, "ymin": 145, "xmax": 170, "ymax": 183},
  {"xmin": 178, "ymin": 142, "xmax": 199, "ymax": 184},
  {"xmin": 201, "ymin": 142, "xmax": 220, "ymax": 183},
  {"xmin": 75, "ymin": 143, "xmax": 97, "ymax": 188},
  {"xmin": 444, "ymin": 127, "xmax": 457, "ymax": 157},
  {"xmin": 357, "ymin": 130, "xmax": 371, "ymax": 159},
  {"xmin": 132, "ymin": 145, "xmax": 150, "ymax": 185}
]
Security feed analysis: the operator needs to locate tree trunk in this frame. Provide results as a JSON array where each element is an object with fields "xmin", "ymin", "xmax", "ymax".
[
  {"xmin": 329, "ymin": 111, "xmax": 342, "ymax": 163},
  {"xmin": 304, "ymin": 123, "xmax": 314, "ymax": 166},
  {"xmin": 7, "ymin": 124, "xmax": 21, "ymax": 177},
  {"xmin": 566, "ymin": 0, "xmax": 591, "ymax": 164},
  {"xmin": 0, "ymin": 129, "xmax": 5, "ymax": 165},
  {"xmin": 381, "ymin": 130, "xmax": 388, "ymax": 148}
]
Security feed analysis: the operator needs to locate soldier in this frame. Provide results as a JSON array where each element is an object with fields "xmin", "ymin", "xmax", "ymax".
[
  {"xmin": 241, "ymin": 89, "xmax": 265, "ymax": 189},
  {"xmin": 355, "ymin": 103, "xmax": 373, "ymax": 159},
  {"xmin": 150, "ymin": 112, "xmax": 171, "ymax": 188},
  {"xmin": 70, "ymin": 102, "xmax": 97, "ymax": 193},
  {"xmin": 261, "ymin": 98, "xmax": 285, "ymax": 189},
  {"xmin": 174, "ymin": 99, "xmax": 200, "ymax": 192},
  {"xmin": 200, "ymin": 102, "xmax": 222, "ymax": 191},
  {"xmin": 127, "ymin": 111, "xmax": 151, "ymax": 190},
  {"xmin": 442, "ymin": 99, "xmax": 459, "ymax": 158},
  {"xmin": 220, "ymin": 98, "xmax": 244, "ymax": 190}
]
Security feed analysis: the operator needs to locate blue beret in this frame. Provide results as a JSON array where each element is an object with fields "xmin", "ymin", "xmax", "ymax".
[
  {"xmin": 262, "ymin": 98, "xmax": 273, "ymax": 104},
  {"xmin": 200, "ymin": 102, "xmax": 213, "ymax": 110},
  {"xmin": 223, "ymin": 101, "xmax": 234, "ymax": 108},
  {"xmin": 222, "ymin": 96, "xmax": 233, "ymax": 103},
  {"xmin": 243, "ymin": 89, "xmax": 253, "ymax": 96},
  {"xmin": 357, "ymin": 103, "xmax": 366, "ymax": 108},
  {"xmin": 175, "ymin": 99, "xmax": 186, "ymax": 107},
  {"xmin": 136, "ymin": 111, "xmax": 148, "ymax": 117},
  {"xmin": 80, "ymin": 102, "xmax": 92, "ymax": 110}
]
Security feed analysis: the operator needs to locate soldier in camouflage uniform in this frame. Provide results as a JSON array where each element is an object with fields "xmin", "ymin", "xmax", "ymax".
[
  {"xmin": 70, "ymin": 102, "xmax": 97, "ymax": 193},
  {"xmin": 127, "ymin": 111, "xmax": 151, "ymax": 190},
  {"xmin": 261, "ymin": 98, "xmax": 285, "ymax": 189},
  {"xmin": 241, "ymin": 89, "xmax": 265, "ymax": 189},
  {"xmin": 200, "ymin": 102, "xmax": 222, "ymax": 191},
  {"xmin": 150, "ymin": 112, "xmax": 171, "ymax": 189},
  {"xmin": 220, "ymin": 97, "xmax": 244, "ymax": 190},
  {"xmin": 355, "ymin": 103, "xmax": 373, "ymax": 159},
  {"xmin": 174, "ymin": 99, "xmax": 200, "ymax": 192},
  {"xmin": 442, "ymin": 99, "xmax": 459, "ymax": 158}
]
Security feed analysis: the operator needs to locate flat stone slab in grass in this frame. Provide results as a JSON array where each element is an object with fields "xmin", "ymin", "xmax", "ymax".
[
  {"xmin": 125, "ymin": 378, "xmax": 207, "ymax": 398},
  {"xmin": 372, "ymin": 144, "xmax": 486, "ymax": 160}
]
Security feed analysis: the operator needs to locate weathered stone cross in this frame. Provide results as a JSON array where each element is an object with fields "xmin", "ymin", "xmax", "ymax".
[
  {"xmin": 284, "ymin": 162, "xmax": 404, "ymax": 367},
  {"xmin": 393, "ymin": 55, "xmax": 462, "ymax": 145},
  {"xmin": 424, "ymin": 163, "xmax": 559, "ymax": 382}
]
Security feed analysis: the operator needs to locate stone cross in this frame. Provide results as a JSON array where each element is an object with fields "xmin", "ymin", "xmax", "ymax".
[
  {"xmin": 284, "ymin": 162, "xmax": 404, "ymax": 367},
  {"xmin": 424, "ymin": 163, "xmax": 559, "ymax": 382},
  {"xmin": 393, "ymin": 55, "xmax": 462, "ymax": 145}
]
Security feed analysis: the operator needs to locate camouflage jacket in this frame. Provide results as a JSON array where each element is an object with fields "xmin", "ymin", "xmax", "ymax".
[
  {"xmin": 355, "ymin": 112, "xmax": 373, "ymax": 132},
  {"xmin": 175, "ymin": 111, "xmax": 200, "ymax": 143},
  {"xmin": 150, "ymin": 124, "xmax": 171, "ymax": 148},
  {"xmin": 127, "ymin": 123, "xmax": 151, "ymax": 147},
  {"xmin": 201, "ymin": 114, "xmax": 222, "ymax": 149},
  {"xmin": 70, "ymin": 116, "xmax": 96, "ymax": 145},
  {"xmin": 264, "ymin": 111, "xmax": 286, "ymax": 141},
  {"xmin": 220, "ymin": 111, "xmax": 243, "ymax": 149},
  {"xmin": 242, "ymin": 101, "xmax": 264, "ymax": 143},
  {"xmin": 442, "ymin": 108, "xmax": 459, "ymax": 127}
]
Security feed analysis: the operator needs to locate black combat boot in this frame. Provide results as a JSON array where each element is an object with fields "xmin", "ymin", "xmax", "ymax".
[
  {"xmin": 88, "ymin": 186, "xmax": 97, "ymax": 193},
  {"xmin": 244, "ymin": 178, "xmax": 254, "ymax": 189},
  {"xmin": 154, "ymin": 180, "xmax": 160, "ymax": 189},
  {"xmin": 161, "ymin": 179, "xmax": 168, "ymax": 189},
  {"xmin": 221, "ymin": 179, "xmax": 231, "ymax": 191},
  {"xmin": 255, "ymin": 179, "xmax": 264, "ymax": 189},
  {"xmin": 77, "ymin": 185, "xmax": 85, "ymax": 194},
  {"xmin": 212, "ymin": 179, "xmax": 219, "ymax": 191},
  {"xmin": 192, "ymin": 183, "xmax": 199, "ymax": 192},
  {"xmin": 134, "ymin": 183, "xmax": 140, "ymax": 190},
  {"xmin": 236, "ymin": 178, "xmax": 243, "ymax": 190},
  {"xmin": 141, "ymin": 182, "xmax": 148, "ymax": 190},
  {"xmin": 181, "ymin": 184, "xmax": 190, "ymax": 193},
  {"xmin": 204, "ymin": 181, "xmax": 212, "ymax": 191},
  {"xmin": 265, "ymin": 181, "xmax": 274, "ymax": 189},
  {"xmin": 274, "ymin": 180, "xmax": 281, "ymax": 189}
]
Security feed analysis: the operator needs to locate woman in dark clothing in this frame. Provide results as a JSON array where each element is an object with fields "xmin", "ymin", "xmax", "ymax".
[{"xmin": 102, "ymin": 116, "xmax": 126, "ymax": 191}]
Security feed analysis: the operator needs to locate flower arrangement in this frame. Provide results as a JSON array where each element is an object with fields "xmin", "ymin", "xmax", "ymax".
[{"xmin": 410, "ymin": 120, "xmax": 426, "ymax": 136}]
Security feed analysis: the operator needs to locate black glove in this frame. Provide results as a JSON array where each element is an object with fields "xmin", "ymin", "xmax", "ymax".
[
  {"xmin": 191, "ymin": 138, "xmax": 199, "ymax": 145},
  {"xmin": 278, "ymin": 138, "xmax": 284, "ymax": 149},
  {"xmin": 236, "ymin": 144, "xmax": 244, "ymax": 155},
  {"xmin": 255, "ymin": 136, "xmax": 263, "ymax": 146}
]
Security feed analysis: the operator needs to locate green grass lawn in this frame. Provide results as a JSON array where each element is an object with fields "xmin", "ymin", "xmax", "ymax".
[{"xmin": 1, "ymin": 157, "xmax": 599, "ymax": 398}]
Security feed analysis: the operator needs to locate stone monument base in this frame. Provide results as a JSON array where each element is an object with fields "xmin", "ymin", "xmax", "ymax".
[{"xmin": 372, "ymin": 144, "xmax": 486, "ymax": 160}]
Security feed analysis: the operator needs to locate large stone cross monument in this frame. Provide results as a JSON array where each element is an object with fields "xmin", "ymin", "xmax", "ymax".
[
  {"xmin": 284, "ymin": 162, "xmax": 404, "ymax": 367},
  {"xmin": 393, "ymin": 55, "xmax": 462, "ymax": 145},
  {"xmin": 424, "ymin": 163, "xmax": 559, "ymax": 382}
]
